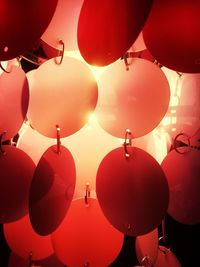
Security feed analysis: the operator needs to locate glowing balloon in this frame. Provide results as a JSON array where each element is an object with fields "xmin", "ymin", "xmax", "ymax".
[
  {"xmin": 29, "ymin": 145, "xmax": 76, "ymax": 236},
  {"xmin": 51, "ymin": 198, "xmax": 123, "ymax": 267},
  {"xmin": 42, "ymin": 0, "xmax": 83, "ymax": 51},
  {"xmin": 161, "ymin": 149, "xmax": 200, "ymax": 225},
  {"xmin": 0, "ymin": 66, "xmax": 29, "ymax": 140},
  {"xmin": 27, "ymin": 56, "xmax": 98, "ymax": 138},
  {"xmin": 95, "ymin": 58, "xmax": 170, "ymax": 138},
  {"xmin": 143, "ymin": 0, "xmax": 200, "ymax": 73},
  {"xmin": 136, "ymin": 229, "xmax": 158, "ymax": 266},
  {"xmin": 154, "ymin": 246, "xmax": 182, "ymax": 267},
  {"xmin": 78, "ymin": 0, "xmax": 153, "ymax": 66},
  {"xmin": 0, "ymin": 145, "xmax": 35, "ymax": 223},
  {"xmin": 96, "ymin": 147, "xmax": 169, "ymax": 236},
  {"xmin": 4, "ymin": 215, "xmax": 54, "ymax": 260},
  {"xmin": 0, "ymin": 0, "xmax": 58, "ymax": 60}
]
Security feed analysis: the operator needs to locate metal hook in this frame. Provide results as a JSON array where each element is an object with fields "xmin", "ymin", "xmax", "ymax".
[
  {"xmin": 56, "ymin": 125, "xmax": 61, "ymax": 154},
  {"xmin": 84, "ymin": 182, "xmax": 90, "ymax": 206},
  {"xmin": 123, "ymin": 129, "xmax": 132, "ymax": 158},
  {"xmin": 140, "ymin": 255, "xmax": 153, "ymax": 267},
  {"xmin": 0, "ymin": 62, "xmax": 10, "ymax": 73},
  {"xmin": 174, "ymin": 132, "xmax": 191, "ymax": 154},
  {"xmin": 0, "ymin": 132, "xmax": 6, "ymax": 155},
  {"xmin": 55, "ymin": 40, "xmax": 65, "ymax": 65},
  {"xmin": 122, "ymin": 51, "xmax": 134, "ymax": 71}
]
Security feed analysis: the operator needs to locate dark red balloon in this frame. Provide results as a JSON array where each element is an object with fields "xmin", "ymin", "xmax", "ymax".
[
  {"xmin": 0, "ymin": 146, "xmax": 35, "ymax": 223},
  {"xmin": 78, "ymin": 0, "xmax": 153, "ymax": 66},
  {"xmin": 29, "ymin": 145, "xmax": 76, "ymax": 236},
  {"xmin": 0, "ymin": 0, "xmax": 58, "ymax": 60},
  {"xmin": 0, "ymin": 66, "xmax": 29, "ymax": 141},
  {"xmin": 96, "ymin": 147, "xmax": 169, "ymax": 236},
  {"xmin": 143, "ymin": 0, "xmax": 200, "ymax": 73}
]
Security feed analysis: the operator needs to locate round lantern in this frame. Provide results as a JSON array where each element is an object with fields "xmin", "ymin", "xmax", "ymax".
[
  {"xmin": 4, "ymin": 215, "xmax": 54, "ymax": 261},
  {"xmin": 29, "ymin": 144, "xmax": 76, "ymax": 236},
  {"xmin": 42, "ymin": 0, "xmax": 83, "ymax": 51},
  {"xmin": 95, "ymin": 58, "xmax": 170, "ymax": 138},
  {"xmin": 161, "ymin": 149, "xmax": 200, "ymax": 225},
  {"xmin": 51, "ymin": 198, "xmax": 123, "ymax": 267},
  {"xmin": 78, "ymin": 0, "xmax": 153, "ymax": 66},
  {"xmin": 143, "ymin": 0, "xmax": 200, "ymax": 73},
  {"xmin": 27, "ymin": 56, "xmax": 98, "ymax": 138},
  {"xmin": 0, "ymin": 0, "xmax": 58, "ymax": 60},
  {"xmin": 96, "ymin": 146, "xmax": 169, "ymax": 236},
  {"xmin": 0, "ymin": 145, "xmax": 35, "ymax": 223},
  {"xmin": 0, "ymin": 65, "xmax": 29, "ymax": 141}
]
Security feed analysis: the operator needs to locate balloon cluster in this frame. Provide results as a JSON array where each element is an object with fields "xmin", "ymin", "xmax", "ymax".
[{"xmin": 0, "ymin": 1, "xmax": 199, "ymax": 267}]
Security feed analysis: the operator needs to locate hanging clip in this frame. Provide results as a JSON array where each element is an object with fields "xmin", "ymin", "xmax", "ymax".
[
  {"xmin": 173, "ymin": 132, "xmax": 191, "ymax": 154},
  {"xmin": 84, "ymin": 182, "xmax": 90, "ymax": 206},
  {"xmin": 123, "ymin": 129, "xmax": 132, "ymax": 158},
  {"xmin": 122, "ymin": 51, "xmax": 134, "ymax": 71},
  {"xmin": 0, "ymin": 62, "xmax": 10, "ymax": 73},
  {"xmin": 55, "ymin": 40, "xmax": 65, "ymax": 65},
  {"xmin": 140, "ymin": 255, "xmax": 153, "ymax": 267},
  {"xmin": 56, "ymin": 125, "xmax": 61, "ymax": 154},
  {"xmin": 0, "ymin": 131, "xmax": 6, "ymax": 155}
]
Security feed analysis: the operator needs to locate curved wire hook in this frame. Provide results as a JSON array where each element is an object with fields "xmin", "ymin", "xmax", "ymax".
[
  {"xmin": 0, "ymin": 62, "xmax": 10, "ymax": 73},
  {"xmin": 84, "ymin": 182, "xmax": 90, "ymax": 206},
  {"xmin": 56, "ymin": 125, "xmax": 61, "ymax": 154},
  {"xmin": 55, "ymin": 40, "xmax": 65, "ymax": 65},
  {"xmin": 140, "ymin": 255, "xmax": 153, "ymax": 267},
  {"xmin": 123, "ymin": 129, "xmax": 132, "ymax": 158},
  {"xmin": 174, "ymin": 132, "xmax": 191, "ymax": 154},
  {"xmin": 0, "ymin": 132, "xmax": 6, "ymax": 155}
]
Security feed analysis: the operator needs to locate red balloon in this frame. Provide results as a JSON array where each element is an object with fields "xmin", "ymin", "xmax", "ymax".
[
  {"xmin": 42, "ymin": 0, "xmax": 83, "ymax": 51},
  {"xmin": 0, "ymin": 145, "xmax": 35, "ymax": 223},
  {"xmin": 96, "ymin": 147, "xmax": 169, "ymax": 236},
  {"xmin": 0, "ymin": 0, "xmax": 58, "ymax": 60},
  {"xmin": 0, "ymin": 66, "xmax": 29, "ymax": 140},
  {"xmin": 51, "ymin": 198, "xmax": 123, "ymax": 267},
  {"xmin": 95, "ymin": 58, "xmax": 170, "ymax": 138},
  {"xmin": 27, "ymin": 56, "xmax": 98, "ymax": 138},
  {"xmin": 78, "ymin": 0, "xmax": 153, "ymax": 66},
  {"xmin": 161, "ymin": 149, "xmax": 200, "ymax": 225},
  {"xmin": 4, "ymin": 215, "xmax": 54, "ymax": 260},
  {"xmin": 154, "ymin": 246, "xmax": 182, "ymax": 267},
  {"xmin": 136, "ymin": 229, "xmax": 158, "ymax": 266},
  {"xmin": 143, "ymin": 0, "xmax": 200, "ymax": 73},
  {"xmin": 29, "ymin": 145, "xmax": 76, "ymax": 236}
]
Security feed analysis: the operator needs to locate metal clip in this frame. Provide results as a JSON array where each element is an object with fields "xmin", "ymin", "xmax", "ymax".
[
  {"xmin": 123, "ymin": 129, "xmax": 132, "ymax": 158},
  {"xmin": 56, "ymin": 125, "xmax": 61, "ymax": 154},
  {"xmin": 84, "ymin": 182, "xmax": 90, "ymax": 206},
  {"xmin": 55, "ymin": 40, "xmax": 65, "ymax": 65}
]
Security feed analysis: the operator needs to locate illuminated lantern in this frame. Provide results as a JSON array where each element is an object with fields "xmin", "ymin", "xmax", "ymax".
[
  {"xmin": 0, "ymin": 66, "xmax": 29, "ymax": 141},
  {"xmin": 4, "ymin": 215, "xmax": 54, "ymax": 260},
  {"xmin": 143, "ymin": 0, "xmax": 200, "ymax": 73},
  {"xmin": 0, "ymin": 0, "xmax": 58, "ymax": 60},
  {"xmin": 161, "ymin": 149, "xmax": 200, "ymax": 225},
  {"xmin": 0, "ymin": 146, "xmax": 35, "ymax": 223},
  {"xmin": 95, "ymin": 58, "xmax": 170, "ymax": 138},
  {"xmin": 96, "ymin": 146, "xmax": 169, "ymax": 236},
  {"xmin": 78, "ymin": 0, "xmax": 153, "ymax": 66},
  {"xmin": 51, "ymin": 198, "xmax": 123, "ymax": 267},
  {"xmin": 136, "ymin": 229, "xmax": 158, "ymax": 266},
  {"xmin": 27, "ymin": 56, "xmax": 98, "ymax": 138},
  {"xmin": 154, "ymin": 246, "xmax": 182, "ymax": 267},
  {"xmin": 29, "ymin": 144, "xmax": 76, "ymax": 236},
  {"xmin": 42, "ymin": 0, "xmax": 83, "ymax": 51}
]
